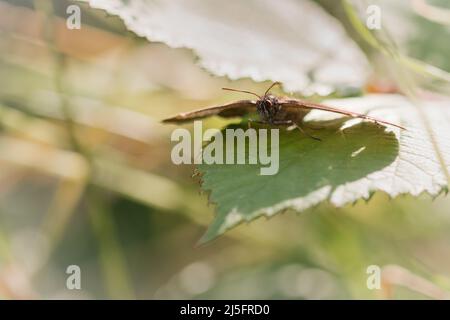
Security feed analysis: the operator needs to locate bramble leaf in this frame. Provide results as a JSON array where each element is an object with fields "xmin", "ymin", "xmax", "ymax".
[
  {"xmin": 86, "ymin": 0, "xmax": 368, "ymax": 92},
  {"xmin": 198, "ymin": 94, "xmax": 450, "ymax": 242}
]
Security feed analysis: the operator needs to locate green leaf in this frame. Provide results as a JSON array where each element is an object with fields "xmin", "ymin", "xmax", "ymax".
[{"xmin": 198, "ymin": 94, "xmax": 450, "ymax": 242}]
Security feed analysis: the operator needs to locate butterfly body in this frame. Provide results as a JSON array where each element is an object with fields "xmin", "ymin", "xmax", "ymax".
[
  {"xmin": 256, "ymin": 94, "xmax": 310, "ymax": 125},
  {"xmin": 256, "ymin": 94, "xmax": 280, "ymax": 124},
  {"xmin": 162, "ymin": 82, "xmax": 405, "ymax": 131}
]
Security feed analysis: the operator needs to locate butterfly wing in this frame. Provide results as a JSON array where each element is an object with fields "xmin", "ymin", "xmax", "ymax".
[
  {"xmin": 280, "ymin": 98, "xmax": 405, "ymax": 130},
  {"xmin": 162, "ymin": 100, "xmax": 257, "ymax": 124}
]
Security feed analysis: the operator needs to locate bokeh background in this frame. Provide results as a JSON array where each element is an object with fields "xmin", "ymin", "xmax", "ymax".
[{"xmin": 0, "ymin": 0, "xmax": 450, "ymax": 299}]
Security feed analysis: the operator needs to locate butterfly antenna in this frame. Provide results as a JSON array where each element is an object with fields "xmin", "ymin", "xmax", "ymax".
[
  {"xmin": 264, "ymin": 82, "xmax": 282, "ymax": 96},
  {"xmin": 222, "ymin": 87, "xmax": 261, "ymax": 99}
]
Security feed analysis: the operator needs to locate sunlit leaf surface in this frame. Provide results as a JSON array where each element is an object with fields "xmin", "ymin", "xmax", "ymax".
[{"xmin": 87, "ymin": 0, "xmax": 369, "ymax": 92}]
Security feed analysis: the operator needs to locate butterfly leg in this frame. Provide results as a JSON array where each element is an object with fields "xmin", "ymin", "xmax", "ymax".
[
  {"xmin": 296, "ymin": 123, "xmax": 322, "ymax": 141},
  {"xmin": 272, "ymin": 120, "xmax": 321, "ymax": 141},
  {"xmin": 291, "ymin": 122, "xmax": 322, "ymax": 141}
]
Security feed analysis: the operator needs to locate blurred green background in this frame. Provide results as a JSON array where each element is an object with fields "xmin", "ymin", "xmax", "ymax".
[{"xmin": 0, "ymin": 0, "xmax": 450, "ymax": 299}]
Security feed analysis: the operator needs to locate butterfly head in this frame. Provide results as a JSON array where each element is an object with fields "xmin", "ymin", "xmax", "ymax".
[
  {"xmin": 256, "ymin": 94, "xmax": 281, "ymax": 123},
  {"xmin": 221, "ymin": 82, "xmax": 283, "ymax": 123}
]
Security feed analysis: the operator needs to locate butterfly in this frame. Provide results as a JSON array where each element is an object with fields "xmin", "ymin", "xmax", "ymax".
[{"xmin": 162, "ymin": 82, "xmax": 405, "ymax": 140}]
